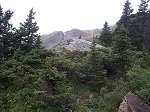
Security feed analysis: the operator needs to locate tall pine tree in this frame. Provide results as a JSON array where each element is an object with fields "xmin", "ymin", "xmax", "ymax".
[
  {"xmin": 99, "ymin": 21, "xmax": 112, "ymax": 47},
  {"xmin": 138, "ymin": 0, "xmax": 150, "ymax": 13},
  {"xmin": 138, "ymin": 0, "xmax": 150, "ymax": 50},
  {"xmin": 137, "ymin": 0, "xmax": 150, "ymax": 35},
  {"xmin": 0, "ymin": 5, "xmax": 14, "ymax": 60},
  {"xmin": 19, "ymin": 8, "xmax": 40, "ymax": 52},
  {"xmin": 119, "ymin": 0, "xmax": 133, "ymax": 28},
  {"xmin": 80, "ymin": 42, "xmax": 106, "ymax": 83},
  {"xmin": 112, "ymin": 26, "xmax": 132, "ymax": 77}
]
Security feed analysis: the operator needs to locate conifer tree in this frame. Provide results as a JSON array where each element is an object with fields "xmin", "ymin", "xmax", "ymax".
[
  {"xmin": 112, "ymin": 26, "xmax": 132, "ymax": 77},
  {"xmin": 99, "ymin": 21, "xmax": 112, "ymax": 46},
  {"xmin": 137, "ymin": 0, "xmax": 150, "ymax": 33},
  {"xmin": 119, "ymin": 0, "xmax": 133, "ymax": 28},
  {"xmin": 137, "ymin": 0, "xmax": 150, "ymax": 50},
  {"xmin": 80, "ymin": 42, "xmax": 106, "ymax": 83},
  {"xmin": 138, "ymin": 0, "xmax": 150, "ymax": 13},
  {"xmin": 0, "ymin": 5, "xmax": 14, "ymax": 60},
  {"xmin": 90, "ymin": 42, "xmax": 103, "ymax": 76},
  {"xmin": 19, "ymin": 8, "xmax": 40, "ymax": 52}
]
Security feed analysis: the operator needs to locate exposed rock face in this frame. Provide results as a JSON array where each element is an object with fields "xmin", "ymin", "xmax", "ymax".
[
  {"xmin": 41, "ymin": 31, "xmax": 64, "ymax": 49},
  {"xmin": 54, "ymin": 39, "xmax": 104, "ymax": 52},
  {"xmin": 118, "ymin": 99, "xmax": 131, "ymax": 112},
  {"xmin": 118, "ymin": 92, "xmax": 150, "ymax": 112}
]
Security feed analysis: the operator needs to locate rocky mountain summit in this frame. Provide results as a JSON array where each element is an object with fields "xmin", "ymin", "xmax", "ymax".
[
  {"xmin": 41, "ymin": 26, "xmax": 116, "ymax": 50},
  {"xmin": 41, "ymin": 28, "xmax": 102, "ymax": 51}
]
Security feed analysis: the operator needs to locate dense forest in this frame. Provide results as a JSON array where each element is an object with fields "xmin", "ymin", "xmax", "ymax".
[{"xmin": 1, "ymin": 0, "xmax": 150, "ymax": 111}]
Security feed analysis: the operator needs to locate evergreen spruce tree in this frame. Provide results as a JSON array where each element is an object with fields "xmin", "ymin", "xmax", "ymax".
[
  {"xmin": 112, "ymin": 26, "xmax": 132, "ymax": 77},
  {"xmin": 0, "ymin": 5, "xmax": 14, "ymax": 60},
  {"xmin": 99, "ymin": 21, "xmax": 112, "ymax": 46},
  {"xmin": 80, "ymin": 42, "xmax": 106, "ymax": 83},
  {"xmin": 119, "ymin": 0, "xmax": 133, "ymax": 28},
  {"xmin": 19, "ymin": 8, "xmax": 40, "ymax": 52},
  {"xmin": 137, "ymin": 0, "xmax": 150, "ymax": 50},
  {"xmin": 138, "ymin": 0, "xmax": 150, "ymax": 13},
  {"xmin": 90, "ymin": 42, "xmax": 103, "ymax": 76},
  {"xmin": 137, "ymin": 0, "xmax": 150, "ymax": 34}
]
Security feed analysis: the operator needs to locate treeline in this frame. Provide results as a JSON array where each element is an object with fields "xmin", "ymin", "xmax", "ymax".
[{"xmin": 1, "ymin": 0, "xmax": 150, "ymax": 112}]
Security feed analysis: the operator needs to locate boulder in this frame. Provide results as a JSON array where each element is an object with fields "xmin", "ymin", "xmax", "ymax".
[{"xmin": 118, "ymin": 92, "xmax": 150, "ymax": 112}]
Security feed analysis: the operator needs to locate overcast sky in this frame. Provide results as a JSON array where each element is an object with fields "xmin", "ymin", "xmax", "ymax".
[{"xmin": 1, "ymin": 0, "xmax": 140, "ymax": 34}]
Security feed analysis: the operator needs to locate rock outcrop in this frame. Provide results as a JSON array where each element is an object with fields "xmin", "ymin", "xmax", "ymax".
[
  {"xmin": 54, "ymin": 39, "xmax": 104, "ymax": 52},
  {"xmin": 118, "ymin": 92, "xmax": 150, "ymax": 112}
]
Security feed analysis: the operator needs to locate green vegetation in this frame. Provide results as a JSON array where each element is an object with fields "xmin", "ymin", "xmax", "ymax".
[{"xmin": 1, "ymin": 0, "xmax": 150, "ymax": 111}]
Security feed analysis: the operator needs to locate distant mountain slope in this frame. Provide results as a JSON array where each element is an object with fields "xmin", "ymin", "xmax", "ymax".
[
  {"xmin": 65, "ymin": 29, "xmax": 89, "ymax": 38},
  {"xmin": 64, "ymin": 28, "xmax": 101, "ymax": 40},
  {"xmin": 42, "ymin": 31, "xmax": 64, "ymax": 49}
]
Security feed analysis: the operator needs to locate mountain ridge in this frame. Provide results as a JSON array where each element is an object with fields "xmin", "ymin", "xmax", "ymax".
[
  {"xmin": 41, "ymin": 26, "xmax": 116, "ymax": 51},
  {"xmin": 41, "ymin": 28, "xmax": 102, "ymax": 49}
]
